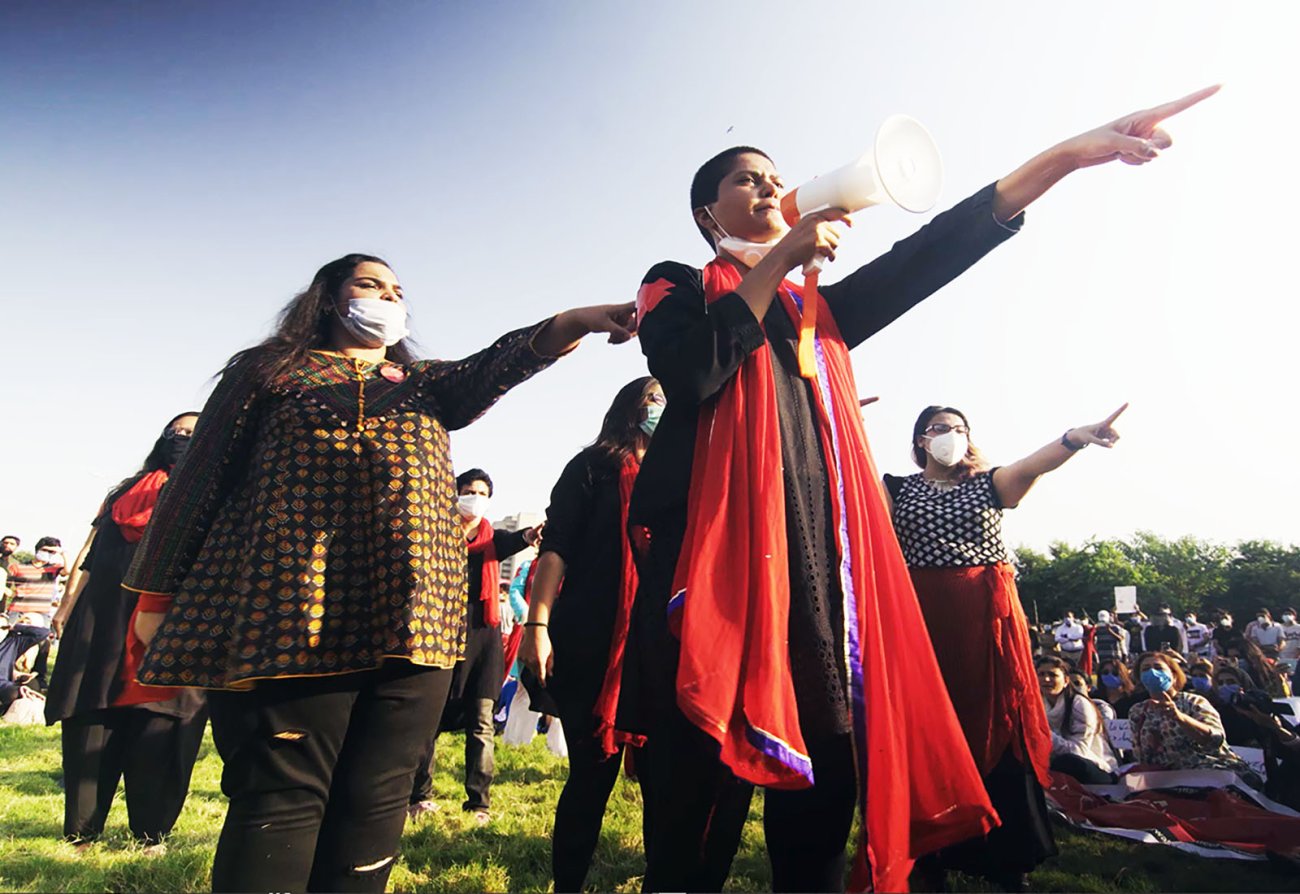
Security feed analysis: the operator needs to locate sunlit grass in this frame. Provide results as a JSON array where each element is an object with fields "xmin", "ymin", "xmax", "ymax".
[{"xmin": 0, "ymin": 722, "xmax": 1294, "ymax": 892}]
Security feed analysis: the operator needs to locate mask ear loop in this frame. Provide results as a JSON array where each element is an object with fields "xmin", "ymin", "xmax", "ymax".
[{"xmin": 701, "ymin": 206, "xmax": 733, "ymax": 247}]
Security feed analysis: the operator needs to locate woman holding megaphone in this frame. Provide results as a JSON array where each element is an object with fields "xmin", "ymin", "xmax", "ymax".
[{"xmin": 620, "ymin": 85, "xmax": 1216, "ymax": 893}]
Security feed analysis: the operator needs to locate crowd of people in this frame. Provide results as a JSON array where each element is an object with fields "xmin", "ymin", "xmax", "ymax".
[
  {"xmin": 1025, "ymin": 604, "xmax": 1300, "ymax": 807},
  {"xmin": 1, "ymin": 86, "xmax": 1250, "ymax": 894}
]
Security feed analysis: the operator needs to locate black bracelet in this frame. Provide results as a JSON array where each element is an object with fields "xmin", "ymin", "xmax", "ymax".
[
  {"xmin": 1061, "ymin": 431, "xmax": 1085, "ymax": 452},
  {"xmin": 522, "ymin": 621, "xmax": 547, "ymax": 628}
]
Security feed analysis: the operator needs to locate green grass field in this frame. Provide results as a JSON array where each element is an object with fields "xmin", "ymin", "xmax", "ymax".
[{"xmin": 1, "ymin": 721, "xmax": 1296, "ymax": 892}]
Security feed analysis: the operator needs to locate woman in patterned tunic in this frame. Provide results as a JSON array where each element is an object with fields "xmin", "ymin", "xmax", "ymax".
[
  {"xmin": 886, "ymin": 403, "xmax": 1126, "ymax": 890},
  {"xmin": 122, "ymin": 253, "xmax": 636, "ymax": 893}
]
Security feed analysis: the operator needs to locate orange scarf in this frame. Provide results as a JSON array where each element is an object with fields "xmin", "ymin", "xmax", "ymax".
[{"xmin": 666, "ymin": 257, "xmax": 997, "ymax": 892}]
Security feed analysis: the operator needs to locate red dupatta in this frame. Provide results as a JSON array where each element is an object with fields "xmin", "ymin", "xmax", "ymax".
[
  {"xmin": 111, "ymin": 469, "xmax": 169, "ymax": 544},
  {"xmin": 666, "ymin": 257, "xmax": 997, "ymax": 892},
  {"xmin": 467, "ymin": 519, "xmax": 501, "ymax": 627},
  {"xmin": 591, "ymin": 455, "xmax": 647, "ymax": 756}
]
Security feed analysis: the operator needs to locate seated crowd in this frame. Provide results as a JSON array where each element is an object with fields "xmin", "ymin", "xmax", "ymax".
[{"xmin": 1029, "ymin": 603, "xmax": 1300, "ymax": 810}]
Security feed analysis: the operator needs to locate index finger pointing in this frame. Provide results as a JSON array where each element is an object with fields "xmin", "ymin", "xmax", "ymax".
[
  {"xmin": 1147, "ymin": 84, "xmax": 1221, "ymax": 123},
  {"xmin": 1104, "ymin": 402, "xmax": 1130, "ymax": 426}
]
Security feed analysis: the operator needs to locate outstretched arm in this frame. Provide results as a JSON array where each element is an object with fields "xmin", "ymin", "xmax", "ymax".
[
  {"xmin": 992, "ymin": 404, "xmax": 1127, "ymax": 508},
  {"xmin": 992, "ymin": 85, "xmax": 1220, "ymax": 222}
]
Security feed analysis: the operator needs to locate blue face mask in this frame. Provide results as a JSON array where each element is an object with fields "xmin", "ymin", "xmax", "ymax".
[
  {"xmin": 1217, "ymin": 684, "xmax": 1242, "ymax": 702},
  {"xmin": 1100, "ymin": 673, "xmax": 1123, "ymax": 689},
  {"xmin": 1140, "ymin": 666, "xmax": 1174, "ymax": 694},
  {"xmin": 1190, "ymin": 676, "xmax": 1213, "ymax": 693},
  {"xmin": 640, "ymin": 403, "xmax": 663, "ymax": 437}
]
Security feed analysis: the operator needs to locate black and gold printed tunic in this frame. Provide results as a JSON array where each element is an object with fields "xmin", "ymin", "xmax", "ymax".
[{"xmin": 122, "ymin": 323, "xmax": 559, "ymax": 689}]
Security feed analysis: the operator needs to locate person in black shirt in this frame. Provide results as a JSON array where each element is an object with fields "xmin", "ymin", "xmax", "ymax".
[
  {"xmin": 1141, "ymin": 604, "xmax": 1186, "ymax": 653},
  {"xmin": 521, "ymin": 377, "xmax": 663, "ymax": 892},
  {"xmin": 622, "ymin": 85, "xmax": 1221, "ymax": 893}
]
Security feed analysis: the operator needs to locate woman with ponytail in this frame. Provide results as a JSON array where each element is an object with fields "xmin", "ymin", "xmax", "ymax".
[{"xmin": 45, "ymin": 412, "xmax": 207, "ymax": 847}]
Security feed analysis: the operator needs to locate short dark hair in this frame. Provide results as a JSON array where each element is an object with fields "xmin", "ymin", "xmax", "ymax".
[
  {"xmin": 35, "ymin": 536, "xmax": 60, "ymax": 551},
  {"xmin": 456, "ymin": 468, "xmax": 493, "ymax": 497},
  {"xmin": 1, "ymin": 535, "xmax": 18, "ymax": 545},
  {"xmin": 690, "ymin": 146, "xmax": 772, "ymax": 247}
]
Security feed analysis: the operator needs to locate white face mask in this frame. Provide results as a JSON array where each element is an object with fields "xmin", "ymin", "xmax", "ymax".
[
  {"xmin": 707, "ymin": 206, "xmax": 784, "ymax": 267},
  {"xmin": 340, "ymin": 299, "xmax": 409, "ymax": 348},
  {"xmin": 34, "ymin": 550, "xmax": 59, "ymax": 564},
  {"xmin": 457, "ymin": 493, "xmax": 491, "ymax": 521},
  {"xmin": 1283, "ymin": 614, "xmax": 1296, "ymax": 624},
  {"xmin": 925, "ymin": 431, "xmax": 968, "ymax": 467},
  {"xmin": 1257, "ymin": 616, "xmax": 1271, "ymax": 626}
]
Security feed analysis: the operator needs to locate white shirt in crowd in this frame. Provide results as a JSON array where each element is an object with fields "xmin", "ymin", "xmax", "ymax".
[
  {"xmin": 1184, "ymin": 618, "xmax": 1212, "ymax": 655},
  {"xmin": 1045, "ymin": 692, "xmax": 1118, "ymax": 774},
  {"xmin": 1278, "ymin": 617, "xmax": 1300, "ymax": 661},
  {"xmin": 1054, "ymin": 619, "xmax": 1085, "ymax": 653},
  {"xmin": 1249, "ymin": 620, "xmax": 1285, "ymax": 651}
]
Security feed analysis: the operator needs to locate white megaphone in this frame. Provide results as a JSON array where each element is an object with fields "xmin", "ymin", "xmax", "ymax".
[{"xmin": 780, "ymin": 114, "xmax": 943, "ymax": 273}]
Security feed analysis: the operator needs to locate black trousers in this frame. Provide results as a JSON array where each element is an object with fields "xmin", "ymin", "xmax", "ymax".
[
  {"xmin": 551, "ymin": 704, "xmax": 655, "ymax": 892},
  {"xmin": 61, "ymin": 705, "xmax": 208, "ymax": 843},
  {"xmin": 763, "ymin": 734, "xmax": 858, "ymax": 893},
  {"xmin": 207, "ymin": 661, "xmax": 452, "ymax": 894},
  {"xmin": 410, "ymin": 696, "xmax": 496, "ymax": 811},
  {"xmin": 639, "ymin": 706, "xmax": 755, "ymax": 893}
]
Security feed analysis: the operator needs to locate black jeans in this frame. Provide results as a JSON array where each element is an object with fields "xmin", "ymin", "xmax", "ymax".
[
  {"xmin": 551, "ymin": 705, "xmax": 655, "ymax": 892},
  {"xmin": 640, "ymin": 706, "xmax": 755, "ymax": 893},
  {"xmin": 763, "ymin": 734, "xmax": 858, "ymax": 893},
  {"xmin": 411, "ymin": 696, "xmax": 496, "ymax": 811},
  {"xmin": 207, "ymin": 661, "xmax": 452, "ymax": 893},
  {"xmin": 61, "ymin": 706, "xmax": 208, "ymax": 843}
]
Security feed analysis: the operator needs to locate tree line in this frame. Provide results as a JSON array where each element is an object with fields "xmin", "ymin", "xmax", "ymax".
[{"xmin": 1014, "ymin": 533, "xmax": 1300, "ymax": 625}]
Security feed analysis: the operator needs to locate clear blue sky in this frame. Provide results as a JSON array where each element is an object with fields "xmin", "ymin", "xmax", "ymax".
[{"xmin": 2, "ymin": 0, "xmax": 1294, "ymax": 556}]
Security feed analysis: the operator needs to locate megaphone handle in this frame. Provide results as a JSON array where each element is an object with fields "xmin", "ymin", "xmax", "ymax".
[{"xmin": 802, "ymin": 255, "xmax": 826, "ymax": 277}]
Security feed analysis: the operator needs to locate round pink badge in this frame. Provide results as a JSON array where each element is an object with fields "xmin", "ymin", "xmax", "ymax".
[{"xmin": 380, "ymin": 365, "xmax": 407, "ymax": 383}]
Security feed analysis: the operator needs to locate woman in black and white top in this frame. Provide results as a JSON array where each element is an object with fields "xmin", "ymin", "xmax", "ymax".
[{"xmin": 885, "ymin": 403, "xmax": 1126, "ymax": 891}]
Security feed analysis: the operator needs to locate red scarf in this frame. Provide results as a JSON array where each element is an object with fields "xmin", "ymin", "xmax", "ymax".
[
  {"xmin": 111, "ymin": 469, "xmax": 169, "ymax": 543},
  {"xmin": 592, "ymin": 455, "xmax": 648, "ymax": 757},
  {"xmin": 467, "ymin": 518, "xmax": 500, "ymax": 627},
  {"xmin": 665, "ymin": 257, "xmax": 997, "ymax": 892}
]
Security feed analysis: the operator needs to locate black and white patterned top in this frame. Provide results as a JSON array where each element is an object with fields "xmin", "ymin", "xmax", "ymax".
[{"xmin": 884, "ymin": 470, "xmax": 1008, "ymax": 568}]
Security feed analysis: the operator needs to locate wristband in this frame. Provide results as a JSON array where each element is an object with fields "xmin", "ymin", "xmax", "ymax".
[
  {"xmin": 522, "ymin": 621, "xmax": 548, "ymax": 628},
  {"xmin": 1061, "ymin": 431, "xmax": 1085, "ymax": 452}
]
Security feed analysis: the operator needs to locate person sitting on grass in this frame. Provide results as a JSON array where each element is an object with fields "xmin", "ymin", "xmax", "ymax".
[
  {"xmin": 1089, "ymin": 658, "xmax": 1142, "ymax": 719},
  {"xmin": 1037, "ymin": 656, "xmax": 1118, "ymax": 784},
  {"xmin": 1129, "ymin": 651, "xmax": 1258, "ymax": 786}
]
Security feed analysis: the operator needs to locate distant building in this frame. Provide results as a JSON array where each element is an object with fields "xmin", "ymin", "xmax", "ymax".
[{"xmin": 493, "ymin": 510, "xmax": 544, "ymax": 585}]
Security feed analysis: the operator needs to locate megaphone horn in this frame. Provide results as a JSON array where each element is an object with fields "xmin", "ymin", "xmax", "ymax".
[{"xmin": 780, "ymin": 114, "xmax": 944, "ymax": 227}]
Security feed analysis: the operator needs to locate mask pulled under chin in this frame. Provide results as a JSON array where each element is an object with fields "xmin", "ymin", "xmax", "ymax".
[
  {"xmin": 717, "ymin": 236, "xmax": 781, "ymax": 268},
  {"xmin": 457, "ymin": 494, "xmax": 491, "ymax": 521},
  {"xmin": 926, "ymin": 432, "xmax": 968, "ymax": 467},
  {"xmin": 341, "ymin": 299, "xmax": 410, "ymax": 348}
]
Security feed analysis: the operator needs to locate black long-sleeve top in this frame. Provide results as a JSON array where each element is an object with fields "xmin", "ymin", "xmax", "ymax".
[{"xmin": 627, "ymin": 183, "xmax": 1022, "ymax": 739}]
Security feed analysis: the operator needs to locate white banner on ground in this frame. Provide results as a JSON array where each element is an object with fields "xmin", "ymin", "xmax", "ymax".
[{"xmin": 1114, "ymin": 586, "xmax": 1138, "ymax": 614}]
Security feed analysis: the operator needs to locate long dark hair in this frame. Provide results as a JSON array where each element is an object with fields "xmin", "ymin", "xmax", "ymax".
[
  {"xmin": 222, "ymin": 253, "xmax": 418, "ymax": 389},
  {"xmin": 104, "ymin": 411, "xmax": 201, "ymax": 510},
  {"xmin": 590, "ymin": 376, "xmax": 658, "ymax": 464}
]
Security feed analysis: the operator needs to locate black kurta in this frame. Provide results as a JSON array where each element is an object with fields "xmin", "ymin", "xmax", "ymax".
[
  {"xmin": 538, "ymin": 448, "xmax": 626, "ymax": 734},
  {"xmin": 621, "ymin": 183, "xmax": 1022, "ymax": 742},
  {"xmin": 44, "ymin": 499, "xmax": 204, "ymax": 724},
  {"xmin": 445, "ymin": 527, "xmax": 530, "ymax": 705}
]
